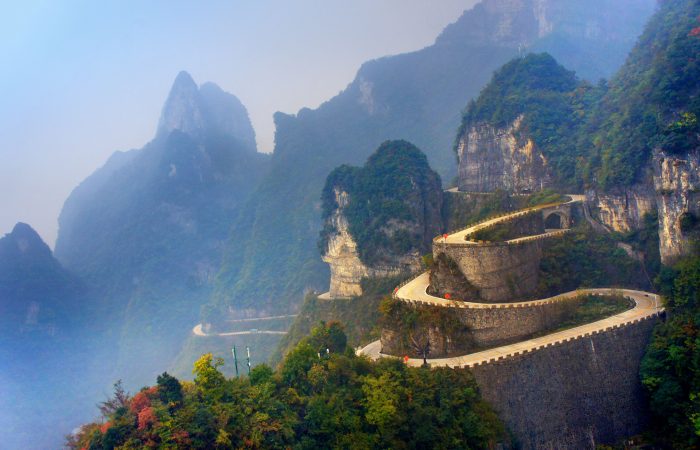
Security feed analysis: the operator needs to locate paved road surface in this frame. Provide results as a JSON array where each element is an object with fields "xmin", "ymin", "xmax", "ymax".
[
  {"xmin": 359, "ymin": 288, "xmax": 662, "ymax": 368},
  {"xmin": 193, "ymin": 324, "xmax": 288, "ymax": 337},
  {"xmin": 441, "ymin": 194, "xmax": 585, "ymax": 244}
]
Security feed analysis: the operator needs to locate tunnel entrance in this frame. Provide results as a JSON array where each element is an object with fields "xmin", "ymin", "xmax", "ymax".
[{"xmin": 544, "ymin": 213, "xmax": 565, "ymax": 229}]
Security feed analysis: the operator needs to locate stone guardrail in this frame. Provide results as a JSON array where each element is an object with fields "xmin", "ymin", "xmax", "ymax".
[
  {"xmin": 432, "ymin": 198, "xmax": 574, "ymax": 244},
  {"xmin": 392, "ymin": 273, "xmax": 636, "ymax": 310},
  {"xmin": 459, "ymin": 309, "xmax": 664, "ymax": 369},
  {"xmin": 451, "ymin": 228, "xmax": 571, "ymax": 248},
  {"xmin": 367, "ymin": 290, "xmax": 664, "ymax": 368}
]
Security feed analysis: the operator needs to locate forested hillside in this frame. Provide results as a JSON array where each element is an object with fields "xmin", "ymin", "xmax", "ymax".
[
  {"xmin": 68, "ymin": 324, "xmax": 506, "ymax": 450},
  {"xmin": 588, "ymin": 0, "xmax": 700, "ymax": 189}
]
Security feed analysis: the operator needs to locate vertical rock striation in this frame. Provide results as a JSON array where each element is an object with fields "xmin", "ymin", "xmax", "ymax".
[
  {"xmin": 322, "ymin": 189, "xmax": 371, "ymax": 298},
  {"xmin": 586, "ymin": 185, "xmax": 656, "ymax": 233},
  {"xmin": 457, "ymin": 115, "xmax": 550, "ymax": 193},
  {"xmin": 653, "ymin": 150, "xmax": 700, "ymax": 264}
]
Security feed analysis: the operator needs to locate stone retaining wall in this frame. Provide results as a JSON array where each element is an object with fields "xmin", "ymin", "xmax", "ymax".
[
  {"xmin": 470, "ymin": 316, "xmax": 659, "ymax": 449},
  {"xmin": 433, "ymin": 239, "xmax": 542, "ymax": 302},
  {"xmin": 381, "ymin": 294, "xmax": 585, "ymax": 357}
]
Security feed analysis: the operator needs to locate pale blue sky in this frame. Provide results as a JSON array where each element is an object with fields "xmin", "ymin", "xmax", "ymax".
[{"xmin": 0, "ymin": 0, "xmax": 478, "ymax": 247}]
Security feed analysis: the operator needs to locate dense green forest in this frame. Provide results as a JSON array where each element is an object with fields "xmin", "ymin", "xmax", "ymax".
[
  {"xmin": 272, "ymin": 276, "xmax": 405, "ymax": 365},
  {"xmin": 69, "ymin": 324, "xmax": 506, "ymax": 450},
  {"xmin": 641, "ymin": 251, "xmax": 700, "ymax": 448},
  {"xmin": 320, "ymin": 140, "xmax": 442, "ymax": 266}
]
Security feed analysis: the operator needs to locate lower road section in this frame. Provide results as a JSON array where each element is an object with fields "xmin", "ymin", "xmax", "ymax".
[
  {"xmin": 193, "ymin": 324, "xmax": 288, "ymax": 337},
  {"xmin": 358, "ymin": 288, "xmax": 662, "ymax": 368}
]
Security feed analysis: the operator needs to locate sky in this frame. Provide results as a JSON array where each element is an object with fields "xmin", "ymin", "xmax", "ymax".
[{"xmin": 0, "ymin": 0, "xmax": 479, "ymax": 248}]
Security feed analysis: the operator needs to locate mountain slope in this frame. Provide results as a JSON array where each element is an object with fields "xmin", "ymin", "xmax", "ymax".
[
  {"xmin": 589, "ymin": 0, "xmax": 700, "ymax": 189},
  {"xmin": 54, "ymin": 71, "xmax": 270, "ymax": 384},
  {"xmin": 0, "ymin": 223, "xmax": 101, "ymax": 450},
  {"xmin": 208, "ymin": 0, "xmax": 656, "ymax": 322}
]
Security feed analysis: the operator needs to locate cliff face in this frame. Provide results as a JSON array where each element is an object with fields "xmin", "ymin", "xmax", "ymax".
[
  {"xmin": 323, "ymin": 189, "xmax": 371, "ymax": 297},
  {"xmin": 586, "ymin": 185, "xmax": 656, "ymax": 233},
  {"xmin": 320, "ymin": 142, "xmax": 442, "ymax": 298},
  {"xmin": 457, "ymin": 115, "xmax": 550, "ymax": 193},
  {"xmin": 653, "ymin": 150, "xmax": 700, "ymax": 264}
]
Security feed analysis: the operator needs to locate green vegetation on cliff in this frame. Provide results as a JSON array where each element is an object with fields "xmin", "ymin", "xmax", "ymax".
[
  {"xmin": 456, "ymin": 0, "xmax": 700, "ymax": 192},
  {"xmin": 641, "ymin": 252, "xmax": 700, "ymax": 448},
  {"xmin": 273, "ymin": 276, "xmax": 404, "ymax": 364},
  {"xmin": 320, "ymin": 140, "xmax": 442, "ymax": 267},
  {"xmin": 458, "ymin": 53, "xmax": 602, "ymax": 190},
  {"xmin": 589, "ymin": 0, "xmax": 700, "ymax": 188},
  {"xmin": 207, "ymin": 0, "xmax": 652, "ymax": 332},
  {"xmin": 69, "ymin": 324, "xmax": 506, "ymax": 450},
  {"xmin": 536, "ymin": 226, "xmax": 654, "ymax": 297}
]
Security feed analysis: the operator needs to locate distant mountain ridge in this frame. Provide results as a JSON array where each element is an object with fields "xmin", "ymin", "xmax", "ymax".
[
  {"xmin": 0, "ymin": 222, "xmax": 84, "ymax": 335},
  {"xmin": 0, "ymin": 222, "xmax": 100, "ymax": 450}
]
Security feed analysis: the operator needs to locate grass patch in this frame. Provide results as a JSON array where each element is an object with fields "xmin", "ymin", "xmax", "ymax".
[{"xmin": 550, "ymin": 294, "xmax": 634, "ymax": 333}]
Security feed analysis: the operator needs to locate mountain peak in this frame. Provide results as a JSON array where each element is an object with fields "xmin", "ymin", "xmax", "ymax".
[
  {"xmin": 1, "ymin": 222, "xmax": 52, "ymax": 260},
  {"xmin": 173, "ymin": 70, "xmax": 196, "ymax": 87},
  {"xmin": 155, "ymin": 72, "xmax": 257, "ymax": 150},
  {"xmin": 157, "ymin": 71, "xmax": 204, "ymax": 137}
]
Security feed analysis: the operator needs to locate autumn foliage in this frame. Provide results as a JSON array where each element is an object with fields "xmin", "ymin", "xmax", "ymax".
[{"xmin": 67, "ymin": 324, "xmax": 506, "ymax": 449}]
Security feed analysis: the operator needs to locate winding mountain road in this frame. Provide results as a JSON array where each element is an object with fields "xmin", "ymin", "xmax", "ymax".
[
  {"xmin": 359, "ymin": 287, "xmax": 662, "ymax": 368},
  {"xmin": 441, "ymin": 194, "xmax": 585, "ymax": 244},
  {"xmin": 358, "ymin": 194, "xmax": 664, "ymax": 368},
  {"xmin": 192, "ymin": 324, "xmax": 288, "ymax": 337}
]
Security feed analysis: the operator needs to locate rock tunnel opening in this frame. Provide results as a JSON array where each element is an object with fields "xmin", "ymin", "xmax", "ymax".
[{"xmin": 544, "ymin": 212, "xmax": 565, "ymax": 230}]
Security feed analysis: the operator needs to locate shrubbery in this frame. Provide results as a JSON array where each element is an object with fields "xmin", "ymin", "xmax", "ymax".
[{"xmin": 69, "ymin": 323, "xmax": 506, "ymax": 449}]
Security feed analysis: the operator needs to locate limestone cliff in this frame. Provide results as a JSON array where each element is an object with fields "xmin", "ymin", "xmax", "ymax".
[
  {"xmin": 457, "ymin": 115, "xmax": 550, "ymax": 193},
  {"xmin": 320, "ymin": 141, "xmax": 443, "ymax": 299},
  {"xmin": 157, "ymin": 71, "xmax": 257, "ymax": 150},
  {"xmin": 586, "ymin": 185, "xmax": 656, "ymax": 233},
  {"xmin": 653, "ymin": 150, "xmax": 700, "ymax": 264},
  {"xmin": 322, "ymin": 188, "xmax": 419, "ymax": 298}
]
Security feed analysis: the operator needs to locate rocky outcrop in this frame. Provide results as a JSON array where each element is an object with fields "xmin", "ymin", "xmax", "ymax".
[
  {"xmin": 322, "ymin": 188, "xmax": 421, "ymax": 298},
  {"xmin": 320, "ymin": 141, "xmax": 443, "ymax": 299},
  {"xmin": 0, "ymin": 223, "xmax": 84, "ymax": 334},
  {"xmin": 157, "ymin": 71, "xmax": 257, "ymax": 150},
  {"xmin": 457, "ymin": 115, "xmax": 551, "ymax": 193},
  {"xmin": 653, "ymin": 150, "xmax": 700, "ymax": 264},
  {"xmin": 586, "ymin": 184, "xmax": 656, "ymax": 233},
  {"xmin": 428, "ymin": 253, "xmax": 482, "ymax": 300},
  {"xmin": 584, "ymin": 149, "xmax": 700, "ymax": 265}
]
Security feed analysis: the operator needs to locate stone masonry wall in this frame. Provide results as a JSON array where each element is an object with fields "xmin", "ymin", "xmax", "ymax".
[
  {"xmin": 433, "ymin": 240, "xmax": 542, "ymax": 302},
  {"xmin": 471, "ymin": 317, "xmax": 659, "ymax": 449},
  {"xmin": 380, "ymin": 295, "xmax": 582, "ymax": 357}
]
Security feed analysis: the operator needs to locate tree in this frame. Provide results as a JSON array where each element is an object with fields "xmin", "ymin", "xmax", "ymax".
[
  {"xmin": 157, "ymin": 372, "xmax": 183, "ymax": 404},
  {"xmin": 193, "ymin": 353, "xmax": 226, "ymax": 398},
  {"xmin": 98, "ymin": 380, "xmax": 130, "ymax": 417}
]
